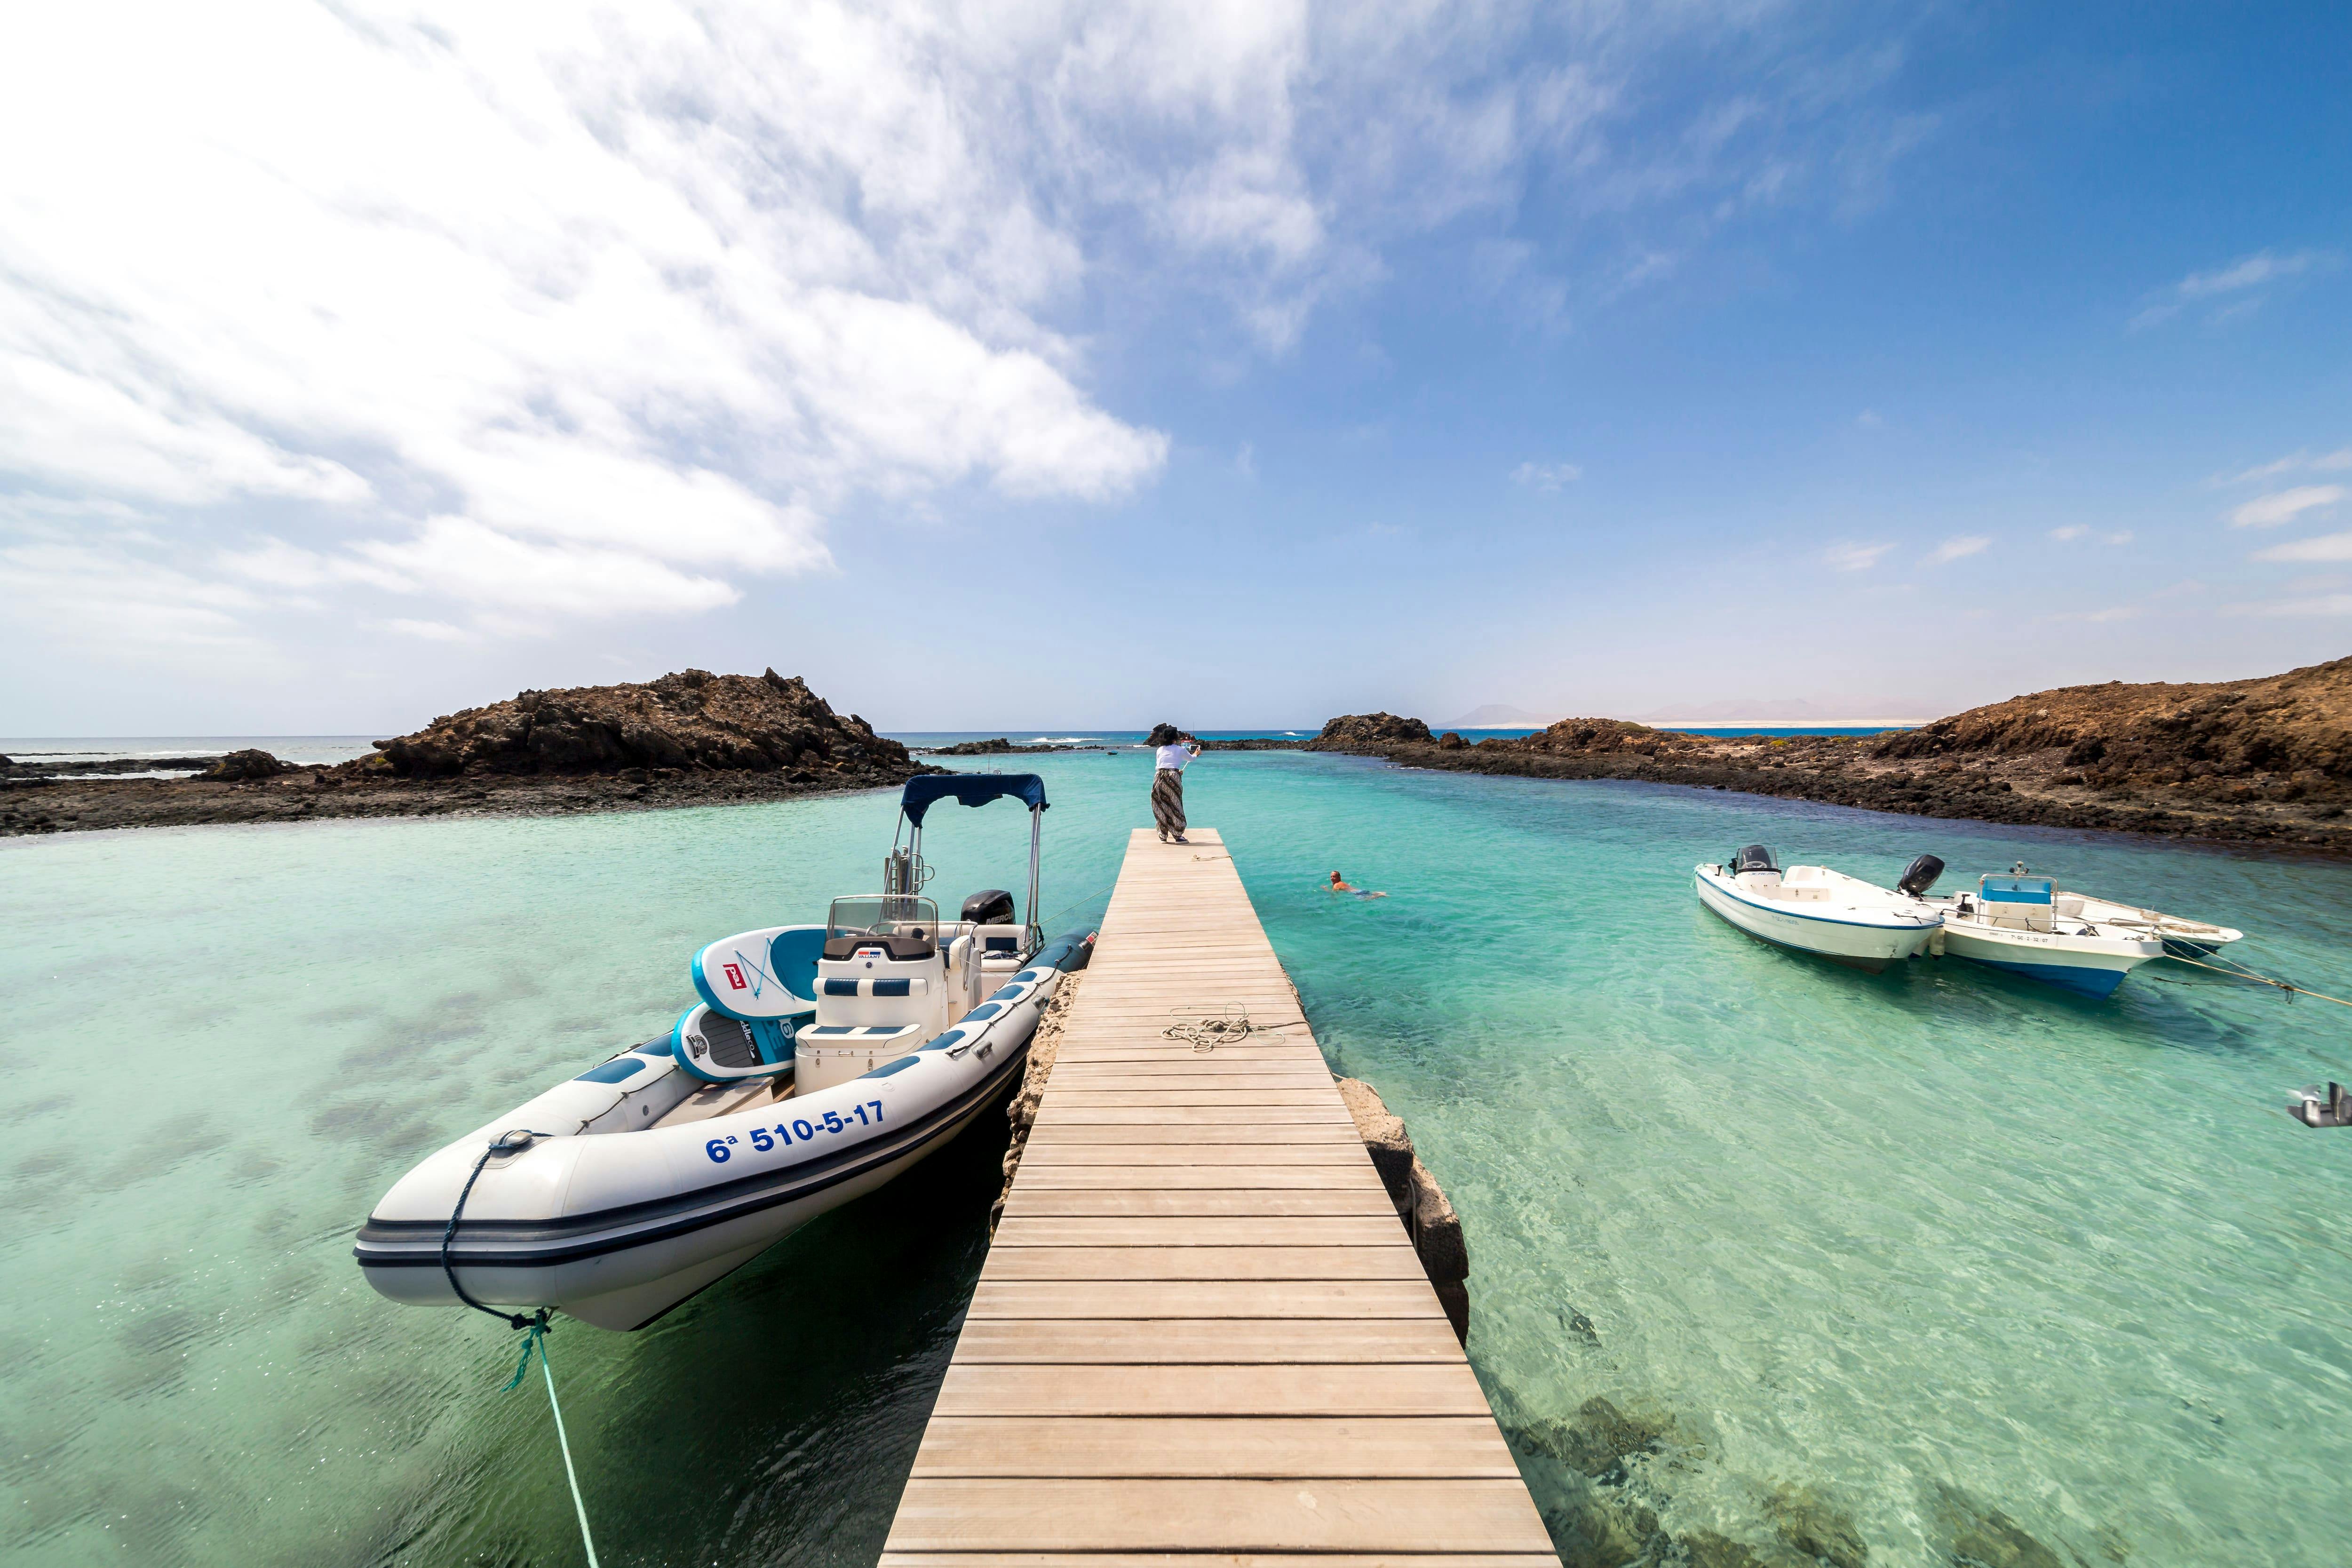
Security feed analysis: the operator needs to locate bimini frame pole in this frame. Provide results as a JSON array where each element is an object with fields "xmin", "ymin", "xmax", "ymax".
[{"xmin": 1025, "ymin": 804, "xmax": 1043, "ymax": 954}]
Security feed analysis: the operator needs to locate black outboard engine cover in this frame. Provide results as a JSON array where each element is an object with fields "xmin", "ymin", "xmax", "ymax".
[
  {"xmin": 1730, "ymin": 844, "xmax": 1779, "ymax": 876},
  {"xmin": 1895, "ymin": 854, "xmax": 1945, "ymax": 897},
  {"xmin": 961, "ymin": 888, "xmax": 1017, "ymax": 925}
]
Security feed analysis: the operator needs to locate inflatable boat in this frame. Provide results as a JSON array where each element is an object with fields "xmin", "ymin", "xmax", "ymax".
[{"xmin": 353, "ymin": 773, "xmax": 1092, "ymax": 1330}]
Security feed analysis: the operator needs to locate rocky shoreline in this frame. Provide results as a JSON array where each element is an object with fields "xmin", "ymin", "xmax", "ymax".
[
  {"xmin": 1301, "ymin": 658, "xmax": 2352, "ymax": 856},
  {"xmin": 2, "ymin": 668, "xmax": 932, "ymax": 837}
]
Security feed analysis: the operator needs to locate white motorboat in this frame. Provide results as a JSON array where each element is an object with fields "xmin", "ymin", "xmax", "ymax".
[
  {"xmin": 1927, "ymin": 869, "xmax": 2162, "ymax": 999},
  {"xmin": 354, "ymin": 773, "xmax": 1092, "ymax": 1330},
  {"xmin": 1694, "ymin": 844, "xmax": 1942, "ymax": 972},
  {"xmin": 2050, "ymin": 886, "xmax": 2243, "ymax": 957}
]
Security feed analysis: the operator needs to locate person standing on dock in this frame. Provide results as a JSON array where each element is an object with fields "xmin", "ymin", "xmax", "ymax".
[{"xmin": 1147, "ymin": 723, "xmax": 1200, "ymax": 843}]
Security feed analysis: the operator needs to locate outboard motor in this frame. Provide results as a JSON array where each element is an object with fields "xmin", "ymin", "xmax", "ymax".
[
  {"xmin": 1730, "ymin": 844, "xmax": 1779, "ymax": 876},
  {"xmin": 1896, "ymin": 853, "xmax": 1945, "ymax": 898},
  {"xmin": 961, "ymin": 888, "xmax": 1017, "ymax": 925}
]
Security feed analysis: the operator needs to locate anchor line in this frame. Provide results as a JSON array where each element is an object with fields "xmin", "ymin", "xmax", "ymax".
[{"xmin": 2160, "ymin": 951, "xmax": 2352, "ymax": 1010}]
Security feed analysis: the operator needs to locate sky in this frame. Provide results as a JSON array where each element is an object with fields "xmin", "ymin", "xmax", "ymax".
[{"xmin": 1, "ymin": 1, "xmax": 2347, "ymax": 735}]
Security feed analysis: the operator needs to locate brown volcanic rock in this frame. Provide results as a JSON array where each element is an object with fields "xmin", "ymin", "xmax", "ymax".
[
  {"xmin": 1303, "ymin": 712, "xmax": 1434, "ymax": 751},
  {"xmin": 1874, "ymin": 656, "xmax": 2352, "ymax": 798},
  {"xmin": 370, "ymin": 667, "xmax": 909, "ymax": 780},
  {"xmin": 1298, "ymin": 663, "xmax": 2352, "ymax": 853}
]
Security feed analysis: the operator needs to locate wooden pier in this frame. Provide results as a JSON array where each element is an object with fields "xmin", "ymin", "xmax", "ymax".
[{"xmin": 882, "ymin": 827, "xmax": 1554, "ymax": 1567}]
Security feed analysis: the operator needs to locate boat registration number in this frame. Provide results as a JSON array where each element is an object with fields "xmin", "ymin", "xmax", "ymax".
[{"xmin": 705, "ymin": 1100, "xmax": 884, "ymax": 1163}]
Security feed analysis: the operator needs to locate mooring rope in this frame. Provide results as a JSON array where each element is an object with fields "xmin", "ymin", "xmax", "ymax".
[
  {"xmin": 2161, "ymin": 950, "xmax": 2352, "ymax": 1010},
  {"xmin": 444, "ymin": 1131, "xmax": 603, "ymax": 1568}
]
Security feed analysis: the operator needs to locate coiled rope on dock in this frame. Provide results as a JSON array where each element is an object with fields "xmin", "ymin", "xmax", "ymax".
[{"xmin": 1162, "ymin": 1003, "xmax": 1306, "ymax": 1051}]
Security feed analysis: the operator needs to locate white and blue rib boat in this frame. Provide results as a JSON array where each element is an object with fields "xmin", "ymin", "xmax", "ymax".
[{"xmin": 354, "ymin": 773, "xmax": 1092, "ymax": 1331}]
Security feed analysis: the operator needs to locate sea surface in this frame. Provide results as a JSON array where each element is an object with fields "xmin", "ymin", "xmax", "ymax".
[{"xmin": 1, "ymin": 748, "xmax": 2346, "ymax": 1567}]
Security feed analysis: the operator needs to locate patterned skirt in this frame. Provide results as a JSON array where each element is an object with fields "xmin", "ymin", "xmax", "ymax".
[{"xmin": 1151, "ymin": 767, "xmax": 1186, "ymax": 837}]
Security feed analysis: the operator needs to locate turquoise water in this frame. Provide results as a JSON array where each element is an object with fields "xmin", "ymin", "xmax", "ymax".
[{"xmin": 2, "ymin": 750, "xmax": 2347, "ymax": 1566}]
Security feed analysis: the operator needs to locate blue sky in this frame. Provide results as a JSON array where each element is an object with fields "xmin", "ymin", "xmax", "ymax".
[{"xmin": 1, "ymin": 1, "xmax": 2346, "ymax": 734}]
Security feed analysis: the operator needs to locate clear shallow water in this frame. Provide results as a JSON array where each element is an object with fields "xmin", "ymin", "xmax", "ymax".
[{"xmin": 2, "ymin": 750, "xmax": 2347, "ymax": 1566}]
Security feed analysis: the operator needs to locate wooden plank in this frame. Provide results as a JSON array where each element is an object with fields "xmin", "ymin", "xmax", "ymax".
[
  {"xmin": 965, "ymin": 1279, "xmax": 1449, "ymax": 1320},
  {"xmin": 949, "ymin": 1316, "xmax": 1462, "ymax": 1364},
  {"xmin": 1014, "ymin": 1145, "xmax": 1369, "ymax": 1166},
  {"xmin": 993, "ymin": 1216, "xmax": 1412, "ymax": 1248},
  {"xmin": 1007, "ymin": 1163, "xmax": 1391, "ymax": 1190},
  {"xmin": 1001, "ymin": 1188, "xmax": 1398, "ymax": 1218},
  {"xmin": 1035, "ymin": 1106, "xmax": 1357, "ymax": 1125},
  {"xmin": 1028, "ymin": 1122, "xmax": 1365, "ymax": 1144},
  {"xmin": 888, "ymin": 1479, "xmax": 1553, "ymax": 1553},
  {"xmin": 932, "ymin": 1362, "xmax": 1495, "ymax": 1418},
  {"xmin": 978, "ymin": 1247, "xmax": 1426, "ymax": 1282},
  {"xmin": 905, "ymin": 1416, "xmax": 1523, "ymax": 1477}
]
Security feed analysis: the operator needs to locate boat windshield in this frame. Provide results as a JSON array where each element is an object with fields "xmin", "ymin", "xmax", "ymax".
[
  {"xmin": 1731, "ymin": 844, "xmax": 1780, "ymax": 875},
  {"xmin": 826, "ymin": 895, "xmax": 941, "ymax": 943}
]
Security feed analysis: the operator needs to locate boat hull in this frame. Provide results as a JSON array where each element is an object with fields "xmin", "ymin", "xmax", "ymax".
[
  {"xmin": 1939, "ymin": 925, "xmax": 2158, "ymax": 999},
  {"xmin": 1694, "ymin": 872, "xmax": 1935, "ymax": 972}
]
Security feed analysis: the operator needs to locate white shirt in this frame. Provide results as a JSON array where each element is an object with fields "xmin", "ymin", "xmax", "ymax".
[{"xmin": 1155, "ymin": 743, "xmax": 1196, "ymax": 771}]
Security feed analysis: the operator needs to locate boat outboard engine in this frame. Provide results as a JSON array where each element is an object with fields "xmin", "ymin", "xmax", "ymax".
[
  {"xmin": 962, "ymin": 888, "xmax": 1017, "ymax": 925},
  {"xmin": 1730, "ymin": 844, "xmax": 1779, "ymax": 876},
  {"xmin": 1895, "ymin": 853, "xmax": 1945, "ymax": 897}
]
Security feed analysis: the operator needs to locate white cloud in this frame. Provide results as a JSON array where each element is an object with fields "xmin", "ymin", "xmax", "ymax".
[
  {"xmin": 0, "ymin": 0, "xmax": 1957, "ymax": 661},
  {"xmin": 2130, "ymin": 248, "xmax": 2330, "ymax": 330},
  {"xmin": 2050, "ymin": 525, "xmax": 2088, "ymax": 541},
  {"xmin": 2227, "ymin": 447, "xmax": 2352, "ymax": 483},
  {"xmin": 1927, "ymin": 534, "xmax": 1990, "ymax": 565},
  {"xmin": 2252, "ymin": 531, "xmax": 2352, "ymax": 564},
  {"xmin": 1512, "ymin": 461, "xmax": 1583, "ymax": 493},
  {"xmin": 2229, "ymin": 486, "xmax": 2345, "ymax": 528},
  {"xmin": 2226, "ymin": 593, "xmax": 2352, "ymax": 618},
  {"xmin": 2049, "ymin": 525, "xmax": 2131, "ymax": 544},
  {"xmin": 1824, "ymin": 541, "xmax": 1894, "ymax": 572}
]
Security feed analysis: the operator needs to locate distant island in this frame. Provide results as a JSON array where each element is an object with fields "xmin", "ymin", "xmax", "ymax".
[{"xmin": 1305, "ymin": 656, "xmax": 2352, "ymax": 854}]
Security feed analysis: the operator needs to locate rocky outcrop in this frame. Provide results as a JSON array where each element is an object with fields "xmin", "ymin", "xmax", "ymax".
[
  {"xmin": 1336, "ymin": 1076, "xmax": 1470, "ymax": 1341},
  {"xmin": 4, "ymin": 669, "xmax": 930, "ymax": 836},
  {"xmin": 1299, "ymin": 668, "xmax": 2352, "ymax": 853},
  {"xmin": 921, "ymin": 737, "xmax": 1073, "ymax": 756},
  {"xmin": 1304, "ymin": 712, "xmax": 1433, "ymax": 751},
  {"xmin": 371, "ymin": 667, "xmax": 909, "ymax": 780},
  {"xmin": 1874, "ymin": 655, "xmax": 2352, "ymax": 794},
  {"xmin": 203, "ymin": 749, "xmax": 287, "ymax": 782}
]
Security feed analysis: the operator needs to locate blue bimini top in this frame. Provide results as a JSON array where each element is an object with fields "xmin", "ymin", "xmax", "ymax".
[{"xmin": 899, "ymin": 772, "xmax": 1048, "ymax": 827}]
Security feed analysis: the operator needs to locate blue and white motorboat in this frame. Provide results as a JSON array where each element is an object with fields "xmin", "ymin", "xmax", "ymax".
[
  {"xmin": 354, "ymin": 773, "xmax": 1092, "ymax": 1330},
  {"xmin": 1694, "ymin": 844, "xmax": 1942, "ymax": 972},
  {"xmin": 1927, "ymin": 870, "xmax": 2164, "ymax": 999}
]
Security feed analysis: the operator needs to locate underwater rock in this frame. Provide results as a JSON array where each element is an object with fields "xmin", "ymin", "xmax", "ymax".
[
  {"xmin": 1684, "ymin": 1529, "xmax": 1817, "ymax": 1568},
  {"xmin": 1517, "ymin": 1395, "xmax": 1681, "ymax": 1478},
  {"xmin": 1764, "ymin": 1483, "xmax": 1868, "ymax": 1568},
  {"xmin": 1561, "ymin": 1306, "xmax": 1601, "ymax": 1345},
  {"xmin": 1935, "ymin": 1485, "xmax": 2064, "ymax": 1568},
  {"xmin": 1544, "ymin": 1491, "xmax": 1662, "ymax": 1568}
]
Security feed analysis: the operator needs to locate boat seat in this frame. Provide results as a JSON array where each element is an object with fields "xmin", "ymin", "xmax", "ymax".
[
  {"xmin": 795, "ymin": 1022, "xmax": 926, "ymax": 1091},
  {"xmin": 821, "ymin": 976, "xmax": 931, "ymax": 999}
]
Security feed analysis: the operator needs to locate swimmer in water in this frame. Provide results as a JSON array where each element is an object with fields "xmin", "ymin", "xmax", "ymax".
[{"xmin": 1328, "ymin": 871, "xmax": 1387, "ymax": 898}]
